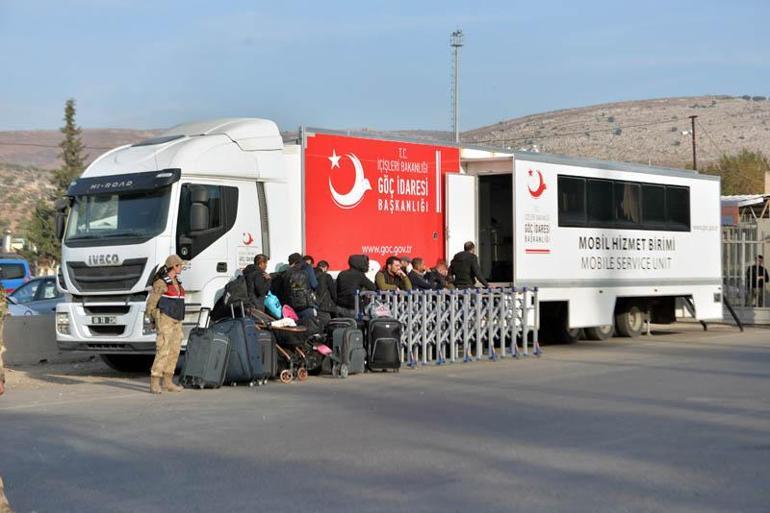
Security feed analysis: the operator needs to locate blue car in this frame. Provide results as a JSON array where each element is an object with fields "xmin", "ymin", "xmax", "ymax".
[{"xmin": 0, "ymin": 256, "xmax": 31, "ymax": 294}]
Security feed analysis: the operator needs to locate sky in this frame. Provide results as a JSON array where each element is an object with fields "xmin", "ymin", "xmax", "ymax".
[{"xmin": 0, "ymin": 0, "xmax": 768, "ymax": 132}]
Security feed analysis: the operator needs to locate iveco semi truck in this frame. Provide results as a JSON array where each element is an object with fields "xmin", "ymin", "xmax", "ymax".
[{"xmin": 54, "ymin": 118, "xmax": 722, "ymax": 370}]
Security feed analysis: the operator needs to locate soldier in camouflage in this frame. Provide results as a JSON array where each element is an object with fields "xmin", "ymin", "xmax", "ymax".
[{"xmin": 145, "ymin": 255, "xmax": 186, "ymax": 394}]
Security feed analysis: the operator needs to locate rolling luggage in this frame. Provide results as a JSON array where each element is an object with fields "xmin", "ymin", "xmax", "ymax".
[
  {"xmin": 180, "ymin": 308, "xmax": 230, "ymax": 389},
  {"xmin": 212, "ymin": 304, "xmax": 276, "ymax": 386},
  {"xmin": 366, "ymin": 317, "xmax": 401, "ymax": 372},
  {"xmin": 326, "ymin": 317, "xmax": 365, "ymax": 377}
]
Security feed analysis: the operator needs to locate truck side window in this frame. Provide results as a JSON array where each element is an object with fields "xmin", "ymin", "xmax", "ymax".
[
  {"xmin": 666, "ymin": 186, "xmax": 690, "ymax": 231},
  {"xmin": 586, "ymin": 179, "xmax": 613, "ymax": 226},
  {"xmin": 614, "ymin": 182, "xmax": 640, "ymax": 226},
  {"xmin": 557, "ymin": 176, "xmax": 586, "ymax": 226},
  {"xmin": 176, "ymin": 184, "xmax": 239, "ymax": 259}
]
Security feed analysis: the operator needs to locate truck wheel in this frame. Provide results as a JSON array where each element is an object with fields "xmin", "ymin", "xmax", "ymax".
[
  {"xmin": 584, "ymin": 325, "xmax": 614, "ymax": 341},
  {"xmin": 615, "ymin": 306, "xmax": 644, "ymax": 338},
  {"xmin": 100, "ymin": 354, "xmax": 154, "ymax": 373}
]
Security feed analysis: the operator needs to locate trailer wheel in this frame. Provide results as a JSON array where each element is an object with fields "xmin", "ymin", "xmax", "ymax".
[
  {"xmin": 584, "ymin": 325, "xmax": 614, "ymax": 341},
  {"xmin": 615, "ymin": 306, "xmax": 644, "ymax": 337}
]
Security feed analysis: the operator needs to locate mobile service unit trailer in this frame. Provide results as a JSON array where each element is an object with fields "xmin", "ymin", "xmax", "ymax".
[
  {"xmin": 54, "ymin": 117, "xmax": 722, "ymax": 370},
  {"xmin": 451, "ymin": 148, "xmax": 723, "ymax": 342}
]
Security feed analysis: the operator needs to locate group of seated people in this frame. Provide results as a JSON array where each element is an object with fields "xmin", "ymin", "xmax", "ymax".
[{"xmin": 238, "ymin": 241, "xmax": 489, "ymax": 323}]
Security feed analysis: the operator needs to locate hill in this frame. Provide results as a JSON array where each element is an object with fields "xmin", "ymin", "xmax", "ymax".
[{"xmin": 462, "ymin": 95, "xmax": 770, "ymax": 168}]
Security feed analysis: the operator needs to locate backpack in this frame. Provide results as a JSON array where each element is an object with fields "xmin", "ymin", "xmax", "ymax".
[
  {"xmin": 286, "ymin": 266, "xmax": 314, "ymax": 311},
  {"xmin": 224, "ymin": 274, "xmax": 250, "ymax": 307}
]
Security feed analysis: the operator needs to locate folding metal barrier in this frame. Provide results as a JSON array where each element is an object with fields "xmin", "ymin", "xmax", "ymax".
[{"xmin": 354, "ymin": 287, "xmax": 541, "ymax": 365}]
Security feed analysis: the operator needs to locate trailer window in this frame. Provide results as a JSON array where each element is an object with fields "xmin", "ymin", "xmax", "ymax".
[
  {"xmin": 666, "ymin": 186, "xmax": 690, "ymax": 231},
  {"xmin": 557, "ymin": 176, "xmax": 586, "ymax": 226},
  {"xmin": 642, "ymin": 185, "xmax": 666, "ymax": 226},
  {"xmin": 614, "ymin": 182, "xmax": 640, "ymax": 226},
  {"xmin": 587, "ymin": 179, "xmax": 613, "ymax": 226},
  {"xmin": 557, "ymin": 174, "xmax": 691, "ymax": 232}
]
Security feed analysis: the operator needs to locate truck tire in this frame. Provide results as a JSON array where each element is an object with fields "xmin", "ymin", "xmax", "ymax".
[
  {"xmin": 539, "ymin": 302, "xmax": 581, "ymax": 344},
  {"xmin": 615, "ymin": 306, "xmax": 644, "ymax": 338},
  {"xmin": 101, "ymin": 355, "xmax": 154, "ymax": 373},
  {"xmin": 584, "ymin": 325, "xmax": 614, "ymax": 341}
]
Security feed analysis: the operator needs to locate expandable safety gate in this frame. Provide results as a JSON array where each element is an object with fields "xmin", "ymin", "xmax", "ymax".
[{"xmin": 355, "ymin": 288, "xmax": 541, "ymax": 366}]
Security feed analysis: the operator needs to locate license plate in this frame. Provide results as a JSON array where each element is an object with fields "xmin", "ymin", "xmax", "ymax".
[{"xmin": 91, "ymin": 316, "xmax": 117, "ymax": 325}]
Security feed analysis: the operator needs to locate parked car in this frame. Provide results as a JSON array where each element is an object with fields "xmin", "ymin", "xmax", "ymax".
[
  {"xmin": 0, "ymin": 256, "xmax": 31, "ymax": 293},
  {"xmin": 6, "ymin": 276, "xmax": 64, "ymax": 315}
]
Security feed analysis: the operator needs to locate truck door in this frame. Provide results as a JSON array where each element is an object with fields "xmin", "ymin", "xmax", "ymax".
[
  {"xmin": 445, "ymin": 174, "xmax": 477, "ymax": 259},
  {"xmin": 176, "ymin": 183, "xmax": 239, "ymax": 292}
]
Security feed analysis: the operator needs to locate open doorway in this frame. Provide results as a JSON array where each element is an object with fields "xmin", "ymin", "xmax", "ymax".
[{"xmin": 478, "ymin": 174, "xmax": 513, "ymax": 282}]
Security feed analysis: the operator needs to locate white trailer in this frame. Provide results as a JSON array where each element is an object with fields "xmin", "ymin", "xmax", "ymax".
[
  {"xmin": 450, "ymin": 148, "xmax": 723, "ymax": 341},
  {"xmin": 54, "ymin": 118, "xmax": 722, "ymax": 370}
]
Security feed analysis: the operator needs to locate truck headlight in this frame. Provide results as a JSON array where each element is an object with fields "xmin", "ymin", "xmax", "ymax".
[
  {"xmin": 56, "ymin": 312, "xmax": 71, "ymax": 335},
  {"xmin": 143, "ymin": 314, "xmax": 156, "ymax": 335}
]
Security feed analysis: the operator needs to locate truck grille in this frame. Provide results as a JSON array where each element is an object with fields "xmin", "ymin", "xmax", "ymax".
[{"xmin": 67, "ymin": 258, "xmax": 147, "ymax": 292}]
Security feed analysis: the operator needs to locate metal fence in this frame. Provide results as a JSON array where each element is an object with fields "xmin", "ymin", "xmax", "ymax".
[
  {"xmin": 355, "ymin": 288, "xmax": 541, "ymax": 366},
  {"xmin": 722, "ymin": 226, "xmax": 770, "ymax": 308}
]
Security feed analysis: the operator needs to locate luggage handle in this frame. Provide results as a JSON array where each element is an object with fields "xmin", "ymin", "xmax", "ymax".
[
  {"xmin": 197, "ymin": 307, "xmax": 212, "ymax": 328},
  {"xmin": 229, "ymin": 301, "xmax": 247, "ymax": 319}
]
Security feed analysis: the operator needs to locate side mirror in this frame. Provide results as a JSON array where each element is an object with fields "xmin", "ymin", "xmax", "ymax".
[
  {"xmin": 189, "ymin": 186, "xmax": 210, "ymax": 232},
  {"xmin": 54, "ymin": 197, "xmax": 71, "ymax": 212},
  {"xmin": 55, "ymin": 212, "xmax": 66, "ymax": 240}
]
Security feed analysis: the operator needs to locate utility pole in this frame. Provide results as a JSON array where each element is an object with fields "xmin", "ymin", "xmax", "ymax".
[
  {"xmin": 450, "ymin": 29, "xmax": 464, "ymax": 144},
  {"xmin": 689, "ymin": 115, "xmax": 698, "ymax": 170}
]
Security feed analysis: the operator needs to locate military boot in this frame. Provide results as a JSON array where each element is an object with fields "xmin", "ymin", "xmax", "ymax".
[
  {"xmin": 150, "ymin": 376, "xmax": 162, "ymax": 394},
  {"xmin": 163, "ymin": 373, "xmax": 183, "ymax": 392}
]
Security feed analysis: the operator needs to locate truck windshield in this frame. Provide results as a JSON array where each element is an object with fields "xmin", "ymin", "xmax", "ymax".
[{"xmin": 65, "ymin": 187, "xmax": 172, "ymax": 242}]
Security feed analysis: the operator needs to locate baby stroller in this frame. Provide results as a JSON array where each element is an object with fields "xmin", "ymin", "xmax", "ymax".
[{"xmin": 272, "ymin": 325, "xmax": 311, "ymax": 384}]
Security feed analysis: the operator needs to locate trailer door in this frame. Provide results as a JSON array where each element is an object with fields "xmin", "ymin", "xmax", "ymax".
[{"xmin": 445, "ymin": 174, "xmax": 477, "ymax": 258}]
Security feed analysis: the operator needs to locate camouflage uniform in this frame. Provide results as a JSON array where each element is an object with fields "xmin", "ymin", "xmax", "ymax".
[
  {"xmin": 146, "ymin": 276, "xmax": 184, "ymax": 379},
  {"xmin": 0, "ymin": 476, "xmax": 12, "ymax": 513},
  {"xmin": 0, "ymin": 287, "xmax": 7, "ymax": 387}
]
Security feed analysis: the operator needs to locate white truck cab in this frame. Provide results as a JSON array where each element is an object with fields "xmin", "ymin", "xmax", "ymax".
[{"xmin": 56, "ymin": 119, "xmax": 302, "ymax": 370}]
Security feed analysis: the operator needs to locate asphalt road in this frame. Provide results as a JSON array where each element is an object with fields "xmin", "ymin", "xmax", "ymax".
[{"xmin": 1, "ymin": 323, "xmax": 768, "ymax": 513}]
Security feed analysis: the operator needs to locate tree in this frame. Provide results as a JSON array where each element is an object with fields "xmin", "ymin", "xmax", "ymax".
[
  {"xmin": 24, "ymin": 98, "xmax": 88, "ymax": 265},
  {"xmin": 52, "ymin": 98, "xmax": 88, "ymax": 196},
  {"xmin": 702, "ymin": 149, "xmax": 770, "ymax": 195}
]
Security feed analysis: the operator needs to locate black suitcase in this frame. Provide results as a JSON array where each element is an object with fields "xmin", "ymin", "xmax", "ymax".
[
  {"xmin": 366, "ymin": 317, "xmax": 401, "ymax": 372},
  {"xmin": 180, "ymin": 308, "xmax": 230, "ymax": 389},
  {"xmin": 212, "ymin": 309, "xmax": 276, "ymax": 386},
  {"xmin": 331, "ymin": 324, "xmax": 366, "ymax": 377}
]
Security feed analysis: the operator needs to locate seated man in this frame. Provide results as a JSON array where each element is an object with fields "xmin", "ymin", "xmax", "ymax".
[
  {"xmin": 407, "ymin": 257, "xmax": 436, "ymax": 290},
  {"xmin": 427, "ymin": 259, "xmax": 454, "ymax": 289},
  {"xmin": 375, "ymin": 256, "xmax": 412, "ymax": 291}
]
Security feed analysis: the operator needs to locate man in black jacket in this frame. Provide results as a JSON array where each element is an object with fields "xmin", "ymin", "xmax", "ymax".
[
  {"xmin": 244, "ymin": 254, "xmax": 271, "ymax": 312},
  {"xmin": 450, "ymin": 241, "xmax": 489, "ymax": 289},
  {"xmin": 408, "ymin": 257, "xmax": 436, "ymax": 290},
  {"xmin": 336, "ymin": 254, "xmax": 376, "ymax": 313},
  {"xmin": 314, "ymin": 260, "xmax": 339, "ymax": 315}
]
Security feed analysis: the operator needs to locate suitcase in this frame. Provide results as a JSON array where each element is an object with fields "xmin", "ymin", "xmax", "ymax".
[
  {"xmin": 180, "ymin": 308, "xmax": 230, "ymax": 389},
  {"xmin": 212, "ymin": 306, "xmax": 276, "ymax": 386},
  {"xmin": 366, "ymin": 317, "xmax": 401, "ymax": 372},
  {"xmin": 332, "ymin": 325, "xmax": 366, "ymax": 377}
]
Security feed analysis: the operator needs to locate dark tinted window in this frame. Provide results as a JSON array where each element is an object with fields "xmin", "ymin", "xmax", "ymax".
[
  {"xmin": 614, "ymin": 182, "xmax": 641, "ymax": 226},
  {"xmin": 666, "ymin": 186, "xmax": 690, "ymax": 231},
  {"xmin": 557, "ymin": 176, "xmax": 586, "ymax": 226},
  {"xmin": 587, "ymin": 179, "xmax": 613, "ymax": 225},
  {"xmin": 642, "ymin": 185, "xmax": 666, "ymax": 225},
  {"xmin": 176, "ymin": 184, "xmax": 238, "ymax": 260},
  {"xmin": 557, "ymin": 174, "xmax": 691, "ymax": 232},
  {"xmin": 0, "ymin": 263, "xmax": 26, "ymax": 280}
]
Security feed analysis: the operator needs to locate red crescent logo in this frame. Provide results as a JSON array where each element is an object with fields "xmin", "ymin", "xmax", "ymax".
[
  {"xmin": 242, "ymin": 232, "xmax": 254, "ymax": 245},
  {"xmin": 528, "ymin": 169, "xmax": 547, "ymax": 198}
]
